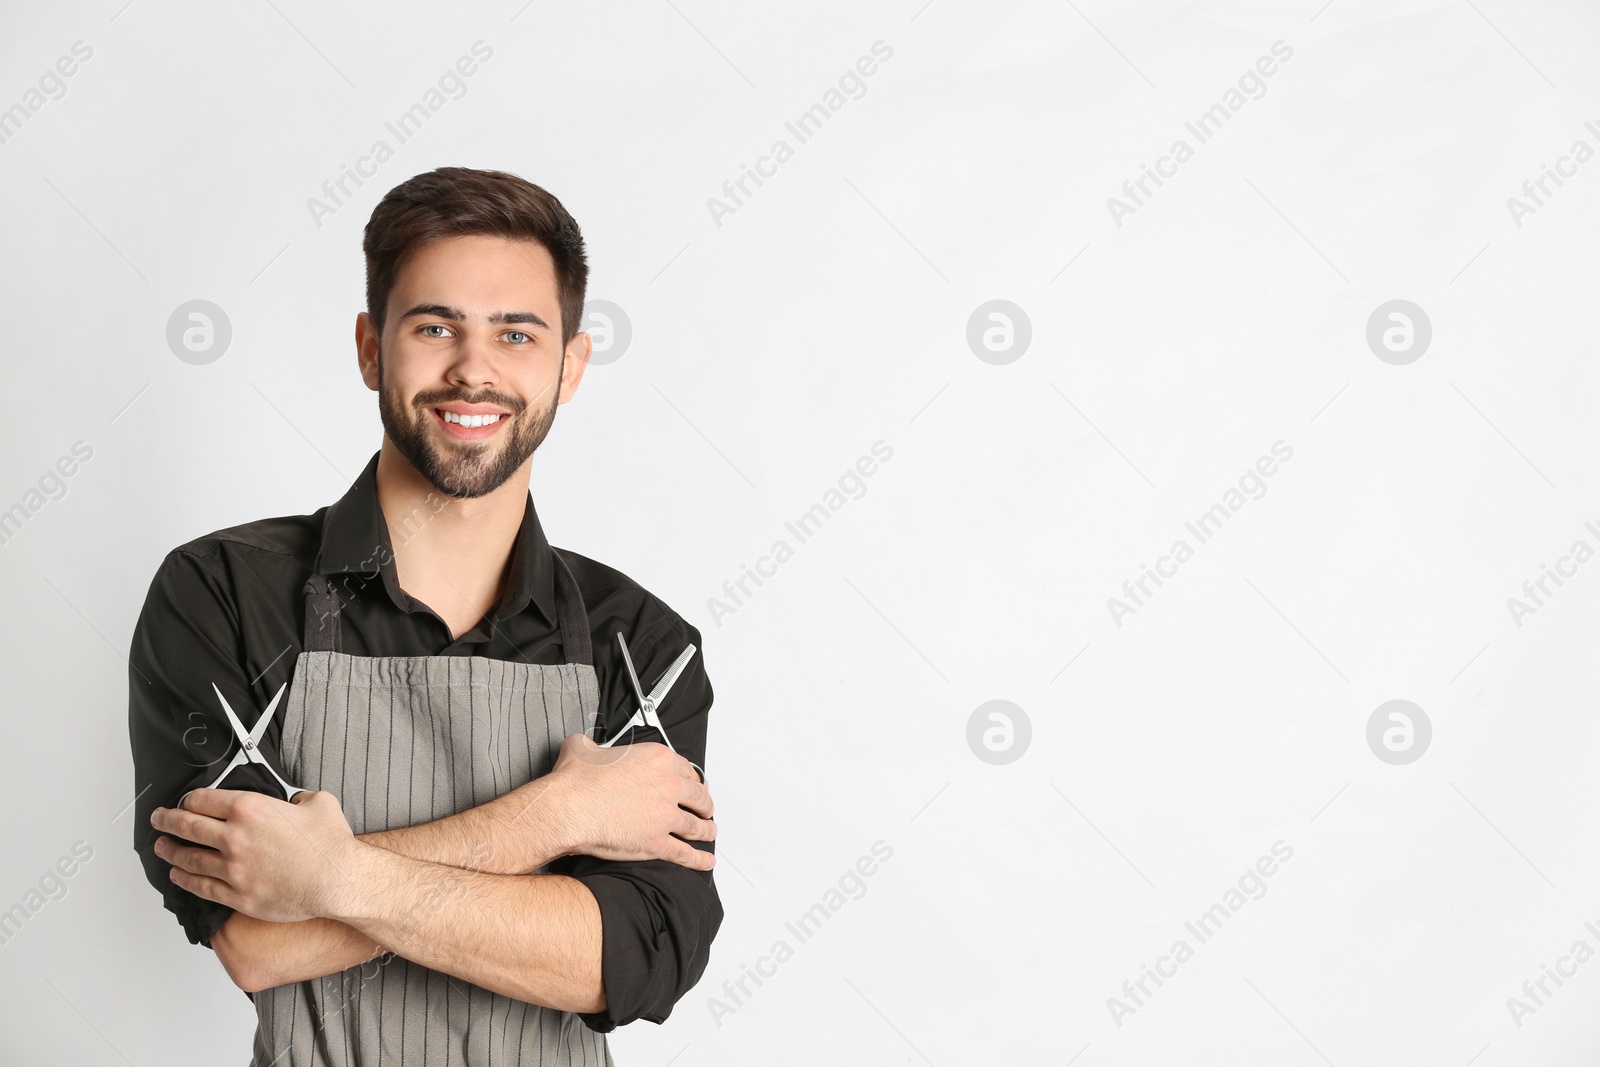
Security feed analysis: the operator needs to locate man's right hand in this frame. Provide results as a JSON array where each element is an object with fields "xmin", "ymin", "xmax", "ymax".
[{"xmin": 506, "ymin": 734, "xmax": 717, "ymax": 872}]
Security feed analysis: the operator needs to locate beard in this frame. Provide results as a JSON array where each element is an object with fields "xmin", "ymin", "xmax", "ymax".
[{"xmin": 377, "ymin": 348, "xmax": 562, "ymax": 499}]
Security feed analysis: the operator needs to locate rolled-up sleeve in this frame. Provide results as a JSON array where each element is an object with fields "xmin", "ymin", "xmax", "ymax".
[
  {"xmin": 566, "ymin": 857, "xmax": 722, "ymax": 1031},
  {"xmin": 127, "ymin": 547, "xmax": 291, "ymax": 948},
  {"xmin": 561, "ymin": 604, "xmax": 723, "ymax": 1031}
]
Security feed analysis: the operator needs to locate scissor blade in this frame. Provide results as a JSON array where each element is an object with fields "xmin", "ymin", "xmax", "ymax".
[
  {"xmin": 248, "ymin": 682, "xmax": 290, "ymax": 744},
  {"xmin": 647, "ymin": 645, "xmax": 697, "ymax": 706},
  {"xmin": 615, "ymin": 633, "xmax": 650, "ymax": 713},
  {"xmin": 212, "ymin": 684, "xmax": 253, "ymax": 745}
]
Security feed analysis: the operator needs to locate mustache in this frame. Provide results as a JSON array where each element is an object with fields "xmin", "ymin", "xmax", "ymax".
[{"xmin": 413, "ymin": 391, "xmax": 526, "ymax": 414}]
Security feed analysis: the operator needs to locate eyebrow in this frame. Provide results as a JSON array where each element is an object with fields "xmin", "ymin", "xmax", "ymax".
[{"xmin": 397, "ymin": 303, "xmax": 551, "ymax": 331}]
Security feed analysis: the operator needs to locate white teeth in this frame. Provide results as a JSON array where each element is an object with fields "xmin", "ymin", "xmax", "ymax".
[{"xmin": 441, "ymin": 411, "xmax": 503, "ymax": 428}]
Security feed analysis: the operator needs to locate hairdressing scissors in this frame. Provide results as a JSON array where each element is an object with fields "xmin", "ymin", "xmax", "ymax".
[
  {"xmin": 602, "ymin": 632, "xmax": 704, "ymax": 779},
  {"xmin": 178, "ymin": 681, "xmax": 306, "ymax": 808}
]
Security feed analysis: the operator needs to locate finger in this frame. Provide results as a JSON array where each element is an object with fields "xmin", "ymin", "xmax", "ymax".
[
  {"xmin": 151, "ymin": 806, "xmax": 227, "ymax": 848},
  {"xmin": 169, "ymin": 866, "xmax": 238, "ymax": 908},
  {"xmin": 157, "ymin": 836, "xmax": 228, "ymax": 880},
  {"xmin": 674, "ymin": 809, "xmax": 717, "ymax": 843},
  {"xmin": 176, "ymin": 788, "xmax": 243, "ymax": 819},
  {"xmin": 676, "ymin": 780, "xmax": 715, "ymax": 820},
  {"xmin": 660, "ymin": 840, "xmax": 716, "ymax": 872}
]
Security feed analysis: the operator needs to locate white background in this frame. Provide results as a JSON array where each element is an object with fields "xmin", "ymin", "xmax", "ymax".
[{"xmin": 1, "ymin": 0, "xmax": 1597, "ymax": 1063}]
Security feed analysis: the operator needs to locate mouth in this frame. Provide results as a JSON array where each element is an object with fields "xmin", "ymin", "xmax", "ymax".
[{"xmin": 430, "ymin": 406, "xmax": 510, "ymax": 443}]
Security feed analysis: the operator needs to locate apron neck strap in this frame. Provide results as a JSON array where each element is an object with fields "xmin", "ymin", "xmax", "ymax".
[
  {"xmin": 303, "ymin": 573, "xmax": 344, "ymax": 654},
  {"xmin": 301, "ymin": 549, "xmax": 592, "ymax": 666},
  {"xmin": 550, "ymin": 549, "xmax": 592, "ymax": 666}
]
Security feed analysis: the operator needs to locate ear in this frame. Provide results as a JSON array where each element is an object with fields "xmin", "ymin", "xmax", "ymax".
[
  {"xmin": 558, "ymin": 330, "xmax": 592, "ymax": 404},
  {"xmin": 356, "ymin": 312, "xmax": 380, "ymax": 391}
]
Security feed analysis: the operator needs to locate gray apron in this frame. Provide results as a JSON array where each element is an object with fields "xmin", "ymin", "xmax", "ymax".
[{"xmin": 249, "ymin": 550, "xmax": 614, "ymax": 1067}]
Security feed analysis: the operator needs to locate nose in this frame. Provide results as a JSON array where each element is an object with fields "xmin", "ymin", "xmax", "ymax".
[{"xmin": 445, "ymin": 329, "xmax": 498, "ymax": 392}]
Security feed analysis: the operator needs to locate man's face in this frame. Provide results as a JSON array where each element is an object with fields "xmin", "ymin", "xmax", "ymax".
[{"xmin": 361, "ymin": 234, "xmax": 587, "ymax": 499}]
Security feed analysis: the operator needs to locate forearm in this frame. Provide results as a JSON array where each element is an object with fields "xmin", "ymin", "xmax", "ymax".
[
  {"xmin": 213, "ymin": 783, "xmax": 572, "ymax": 990},
  {"xmin": 331, "ymin": 844, "xmax": 604, "ymax": 1014},
  {"xmin": 361, "ymin": 781, "xmax": 569, "ymax": 874},
  {"xmin": 212, "ymin": 912, "xmax": 384, "ymax": 993}
]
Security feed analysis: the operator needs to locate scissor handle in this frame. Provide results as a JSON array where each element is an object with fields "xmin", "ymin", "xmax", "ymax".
[
  {"xmin": 597, "ymin": 712, "xmax": 678, "ymax": 755},
  {"xmin": 596, "ymin": 720, "xmax": 631, "ymax": 748},
  {"xmin": 262, "ymin": 763, "xmax": 306, "ymax": 800}
]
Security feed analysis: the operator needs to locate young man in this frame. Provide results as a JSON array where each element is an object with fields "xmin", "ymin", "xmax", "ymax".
[{"xmin": 127, "ymin": 167, "xmax": 721, "ymax": 1065}]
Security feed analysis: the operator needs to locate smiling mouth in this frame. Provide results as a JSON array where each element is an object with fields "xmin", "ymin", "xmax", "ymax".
[
  {"xmin": 435, "ymin": 407, "xmax": 506, "ymax": 426},
  {"xmin": 430, "ymin": 407, "xmax": 510, "ymax": 441}
]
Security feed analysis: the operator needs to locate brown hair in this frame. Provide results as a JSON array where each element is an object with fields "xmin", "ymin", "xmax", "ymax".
[{"xmin": 362, "ymin": 167, "xmax": 588, "ymax": 345}]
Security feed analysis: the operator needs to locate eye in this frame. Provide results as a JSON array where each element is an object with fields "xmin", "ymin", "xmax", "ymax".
[
  {"xmin": 420, "ymin": 323, "xmax": 452, "ymax": 338},
  {"xmin": 503, "ymin": 330, "xmax": 532, "ymax": 345}
]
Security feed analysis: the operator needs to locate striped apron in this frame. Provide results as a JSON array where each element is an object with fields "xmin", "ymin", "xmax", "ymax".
[{"xmin": 250, "ymin": 551, "xmax": 613, "ymax": 1066}]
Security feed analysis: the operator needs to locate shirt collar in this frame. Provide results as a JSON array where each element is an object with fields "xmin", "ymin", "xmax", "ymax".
[{"xmin": 314, "ymin": 450, "xmax": 558, "ymax": 628}]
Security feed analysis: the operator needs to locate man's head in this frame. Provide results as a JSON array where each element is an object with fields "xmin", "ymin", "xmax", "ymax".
[{"xmin": 356, "ymin": 167, "xmax": 592, "ymax": 499}]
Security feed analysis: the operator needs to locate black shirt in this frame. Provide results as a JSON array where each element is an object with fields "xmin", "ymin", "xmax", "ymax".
[{"xmin": 126, "ymin": 449, "xmax": 721, "ymax": 1033}]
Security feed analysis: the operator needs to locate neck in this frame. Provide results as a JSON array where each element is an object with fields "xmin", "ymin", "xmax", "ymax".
[{"xmin": 374, "ymin": 438, "xmax": 531, "ymax": 623}]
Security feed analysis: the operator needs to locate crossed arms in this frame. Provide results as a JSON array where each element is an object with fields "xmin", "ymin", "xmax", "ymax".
[{"xmin": 149, "ymin": 734, "xmax": 716, "ymax": 1017}]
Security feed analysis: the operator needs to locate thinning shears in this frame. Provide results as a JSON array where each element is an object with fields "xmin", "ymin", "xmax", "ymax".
[
  {"xmin": 179, "ymin": 681, "xmax": 306, "ymax": 807},
  {"xmin": 602, "ymin": 633, "xmax": 704, "ymax": 779}
]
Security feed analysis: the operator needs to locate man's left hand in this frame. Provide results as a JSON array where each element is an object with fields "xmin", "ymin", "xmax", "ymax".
[{"xmin": 151, "ymin": 789, "xmax": 368, "ymax": 923}]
